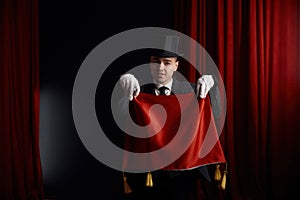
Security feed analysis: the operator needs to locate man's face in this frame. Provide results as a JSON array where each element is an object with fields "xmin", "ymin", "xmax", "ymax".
[{"xmin": 149, "ymin": 56, "xmax": 178, "ymax": 85}]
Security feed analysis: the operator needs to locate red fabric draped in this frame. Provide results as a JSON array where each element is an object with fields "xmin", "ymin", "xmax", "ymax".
[
  {"xmin": 123, "ymin": 93, "xmax": 226, "ymax": 171},
  {"xmin": 0, "ymin": 0, "xmax": 44, "ymax": 199},
  {"xmin": 174, "ymin": 0, "xmax": 300, "ymax": 199}
]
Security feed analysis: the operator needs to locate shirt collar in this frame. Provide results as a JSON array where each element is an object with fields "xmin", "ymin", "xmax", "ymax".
[{"xmin": 153, "ymin": 79, "xmax": 173, "ymax": 96}]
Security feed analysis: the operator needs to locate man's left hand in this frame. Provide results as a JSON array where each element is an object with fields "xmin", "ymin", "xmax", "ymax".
[{"xmin": 196, "ymin": 75, "xmax": 214, "ymax": 98}]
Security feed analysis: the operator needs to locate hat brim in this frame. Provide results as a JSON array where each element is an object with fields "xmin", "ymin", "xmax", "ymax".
[{"xmin": 149, "ymin": 49, "xmax": 183, "ymax": 58}]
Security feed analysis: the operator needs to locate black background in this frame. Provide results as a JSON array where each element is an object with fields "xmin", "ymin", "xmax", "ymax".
[{"xmin": 39, "ymin": 0, "xmax": 174, "ymax": 199}]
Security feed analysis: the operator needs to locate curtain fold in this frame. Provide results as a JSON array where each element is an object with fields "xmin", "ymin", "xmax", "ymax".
[
  {"xmin": 0, "ymin": 0, "xmax": 43, "ymax": 199},
  {"xmin": 174, "ymin": 0, "xmax": 300, "ymax": 199}
]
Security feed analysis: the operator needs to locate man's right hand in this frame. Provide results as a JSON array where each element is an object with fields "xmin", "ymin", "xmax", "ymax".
[{"xmin": 119, "ymin": 74, "xmax": 140, "ymax": 101}]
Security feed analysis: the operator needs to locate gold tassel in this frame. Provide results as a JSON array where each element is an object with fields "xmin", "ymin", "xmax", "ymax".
[
  {"xmin": 122, "ymin": 172, "xmax": 132, "ymax": 194},
  {"xmin": 221, "ymin": 164, "xmax": 228, "ymax": 190},
  {"xmin": 214, "ymin": 164, "xmax": 222, "ymax": 181},
  {"xmin": 145, "ymin": 172, "xmax": 153, "ymax": 187}
]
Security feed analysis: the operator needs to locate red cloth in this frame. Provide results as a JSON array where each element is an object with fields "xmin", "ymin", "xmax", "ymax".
[{"xmin": 123, "ymin": 93, "xmax": 226, "ymax": 171}]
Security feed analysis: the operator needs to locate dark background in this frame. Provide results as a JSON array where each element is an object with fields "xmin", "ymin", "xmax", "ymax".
[{"xmin": 39, "ymin": 0, "xmax": 174, "ymax": 199}]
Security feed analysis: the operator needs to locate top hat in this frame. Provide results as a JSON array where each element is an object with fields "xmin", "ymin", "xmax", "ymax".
[{"xmin": 149, "ymin": 35, "xmax": 183, "ymax": 58}]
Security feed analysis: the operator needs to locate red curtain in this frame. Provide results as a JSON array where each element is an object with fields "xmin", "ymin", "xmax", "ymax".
[
  {"xmin": 0, "ymin": 0, "xmax": 43, "ymax": 199},
  {"xmin": 174, "ymin": 0, "xmax": 300, "ymax": 199}
]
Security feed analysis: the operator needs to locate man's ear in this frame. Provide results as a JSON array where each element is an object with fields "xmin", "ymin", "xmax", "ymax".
[{"xmin": 174, "ymin": 60, "xmax": 179, "ymax": 71}]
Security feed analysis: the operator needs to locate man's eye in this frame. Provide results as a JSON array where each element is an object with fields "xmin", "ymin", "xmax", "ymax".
[{"xmin": 151, "ymin": 59, "xmax": 160, "ymax": 63}]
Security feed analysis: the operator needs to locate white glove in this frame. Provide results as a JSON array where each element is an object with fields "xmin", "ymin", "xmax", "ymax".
[
  {"xmin": 119, "ymin": 74, "xmax": 140, "ymax": 101},
  {"xmin": 196, "ymin": 75, "xmax": 214, "ymax": 98}
]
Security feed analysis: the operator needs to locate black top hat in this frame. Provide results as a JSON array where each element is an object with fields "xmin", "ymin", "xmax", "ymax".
[{"xmin": 149, "ymin": 35, "xmax": 183, "ymax": 58}]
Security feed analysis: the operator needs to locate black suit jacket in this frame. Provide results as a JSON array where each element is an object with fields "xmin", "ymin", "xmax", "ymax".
[{"xmin": 140, "ymin": 78, "xmax": 195, "ymax": 95}]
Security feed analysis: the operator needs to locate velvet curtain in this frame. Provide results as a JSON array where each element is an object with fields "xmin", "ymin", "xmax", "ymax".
[
  {"xmin": 174, "ymin": 0, "xmax": 300, "ymax": 199},
  {"xmin": 0, "ymin": 0, "xmax": 43, "ymax": 199}
]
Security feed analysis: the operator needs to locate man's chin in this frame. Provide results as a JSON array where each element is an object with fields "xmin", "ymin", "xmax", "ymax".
[{"xmin": 155, "ymin": 79, "xmax": 166, "ymax": 84}]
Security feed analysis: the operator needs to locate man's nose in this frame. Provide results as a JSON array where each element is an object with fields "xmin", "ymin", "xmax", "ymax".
[{"xmin": 158, "ymin": 62, "xmax": 165, "ymax": 70}]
